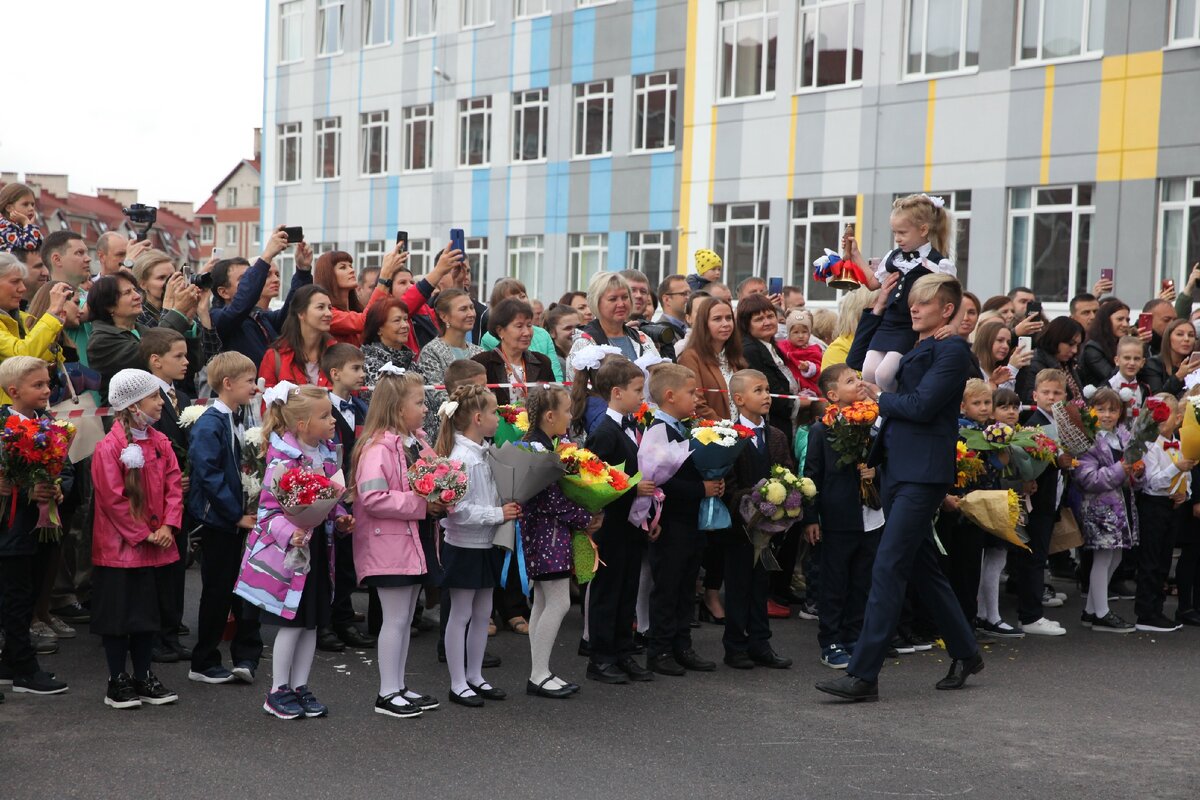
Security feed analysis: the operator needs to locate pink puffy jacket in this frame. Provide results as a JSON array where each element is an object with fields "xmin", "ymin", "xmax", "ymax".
[{"xmin": 351, "ymin": 430, "xmax": 431, "ymax": 581}]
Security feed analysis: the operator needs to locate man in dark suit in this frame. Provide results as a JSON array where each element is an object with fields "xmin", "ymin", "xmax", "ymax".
[{"xmin": 817, "ymin": 274, "xmax": 983, "ymax": 702}]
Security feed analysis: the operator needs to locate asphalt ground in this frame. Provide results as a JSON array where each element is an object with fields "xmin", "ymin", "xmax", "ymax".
[{"xmin": 2, "ymin": 572, "xmax": 1198, "ymax": 800}]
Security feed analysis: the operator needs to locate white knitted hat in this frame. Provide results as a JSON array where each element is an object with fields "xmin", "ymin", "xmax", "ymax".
[{"xmin": 109, "ymin": 369, "xmax": 160, "ymax": 411}]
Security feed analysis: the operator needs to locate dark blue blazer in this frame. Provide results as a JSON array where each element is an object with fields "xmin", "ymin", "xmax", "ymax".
[
  {"xmin": 647, "ymin": 419, "xmax": 705, "ymax": 525},
  {"xmin": 331, "ymin": 396, "xmax": 368, "ymax": 474},
  {"xmin": 846, "ymin": 309, "xmax": 882, "ymax": 372},
  {"xmin": 803, "ymin": 420, "xmax": 880, "ymax": 532},
  {"xmin": 875, "ymin": 335, "xmax": 972, "ymax": 486},
  {"xmin": 585, "ymin": 415, "xmax": 640, "ymax": 531},
  {"xmin": 210, "ymin": 258, "xmax": 313, "ymax": 368},
  {"xmin": 186, "ymin": 407, "xmax": 243, "ymax": 528}
]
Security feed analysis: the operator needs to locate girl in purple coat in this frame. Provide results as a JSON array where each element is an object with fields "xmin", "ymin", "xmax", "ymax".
[
  {"xmin": 520, "ymin": 386, "xmax": 601, "ymax": 698},
  {"xmin": 1073, "ymin": 388, "xmax": 1141, "ymax": 634}
]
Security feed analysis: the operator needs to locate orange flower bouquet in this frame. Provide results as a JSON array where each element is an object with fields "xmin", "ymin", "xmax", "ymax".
[{"xmin": 821, "ymin": 400, "xmax": 881, "ymax": 509}]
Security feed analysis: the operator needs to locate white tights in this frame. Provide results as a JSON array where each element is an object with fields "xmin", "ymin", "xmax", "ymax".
[
  {"xmin": 528, "ymin": 579, "xmax": 571, "ymax": 690},
  {"xmin": 862, "ymin": 350, "xmax": 903, "ymax": 393},
  {"xmin": 445, "ymin": 587, "xmax": 493, "ymax": 695},
  {"xmin": 976, "ymin": 548, "xmax": 1008, "ymax": 624},
  {"xmin": 271, "ymin": 627, "xmax": 317, "ymax": 691},
  {"xmin": 376, "ymin": 585, "xmax": 420, "ymax": 698},
  {"xmin": 1085, "ymin": 550, "xmax": 1122, "ymax": 619}
]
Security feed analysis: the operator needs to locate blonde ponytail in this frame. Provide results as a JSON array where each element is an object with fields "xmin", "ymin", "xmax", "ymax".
[{"xmin": 434, "ymin": 384, "xmax": 496, "ymax": 456}]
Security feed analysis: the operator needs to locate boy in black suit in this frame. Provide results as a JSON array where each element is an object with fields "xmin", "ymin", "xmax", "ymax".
[
  {"xmin": 140, "ymin": 328, "xmax": 194, "ymax": 664},
  {"xmin": 722, "ymin": 369, "xmax": 793, "ymax": 670},
  {"xmin": 803, "ymin": 363, "xmax": 884, "ymax": 670},
  {"xmin": 320, "ymin": 343, "xmax": 375, "ymax": 652},
  {"xmin": 644, "ymin": 363, "xmax": 723, "ymax": 676},
  {"xmin": 584, "ymin": 357, "xmax": 658, "ymax": 684}
]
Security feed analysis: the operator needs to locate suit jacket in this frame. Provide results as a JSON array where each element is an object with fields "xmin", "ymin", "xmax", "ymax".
[
  {"xmin": 472, "ymin": 349, "xmax": 555, "ymax": 406},
  {"xmin": 332, "ymin": 396, "xmax": 368, "ymax": 474},
  {"xmin": 803, "ymin": 420, "xmax": 878, "ymax": 532},
  {"xmin": 152, "ymin": 385, "xmax": 193, "ymax": 458},
  {"xmin": 875, "ymin": 335, "xmax": 971, "ymax": 486},
  {"xmin": 677, "ymin": 348, "xmax": 732, "ymax": 421},
  {"xmin": 648, "ymin": 419, "xmax": 706, "ymax": 527},
  {"xmin": 585, "ymin": 416, "xmax": 641, "ymax": 537},
  {"xmin": 742, "ymin": 337, "xmax": 795, "ymax": 438},
  {"xmin": 723, "ymin": 423, "xmax": 793, "ymax": 542},
  {"xmin": 1021, "ymin": 407, "xmax": 1064, "ymax": 516}
]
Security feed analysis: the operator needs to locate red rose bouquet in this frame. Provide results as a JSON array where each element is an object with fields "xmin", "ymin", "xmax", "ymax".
[
  {"xmin": 0, "ymin": 415, "xmax": 76, "ymax": 541},
  {"xmin": 407, "ymin": 456, "xmax": 469, "ymax": 506}
]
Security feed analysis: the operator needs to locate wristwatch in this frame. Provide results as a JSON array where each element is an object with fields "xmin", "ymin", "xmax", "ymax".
[
  {"xmin": 122, "ymin": 259, "xmax": 134, "ymax": 268},
  {"xmin": 377, "ymin": 278, "xmax": 393, "ymax": 290}
]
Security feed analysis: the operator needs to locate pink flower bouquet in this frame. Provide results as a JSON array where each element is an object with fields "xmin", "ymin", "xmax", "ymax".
[{"xmin": 407, "ymin": 456, "xmax": 469, "ymax": 507}]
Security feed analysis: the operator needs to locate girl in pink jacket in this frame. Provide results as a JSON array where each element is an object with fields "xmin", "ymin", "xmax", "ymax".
[
  {"xmin": 91, "ymin": 369, "xmax": 184, "ymax": 710},
  {"xmin": 351, "ymin": 367, "xmax": 441, "ymax": 719}
]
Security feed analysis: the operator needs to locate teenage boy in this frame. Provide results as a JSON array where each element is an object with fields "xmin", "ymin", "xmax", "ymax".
[
  {"xmin": 320, "ymin": 343, "xmax": 375, "ymax": 652},
  {"xmin": 187, "ymin": 352, "xmax": 263, "ymax": 685},
  {"xmin": 721, "ymin": 369, "xmax": 793, "ymax": 670},
  {"xmin": 0, "ymin": 357, "xmax": 72, "ymax": 695},
  {"xmin": 644, "ymin": 363, "xmax": 721, "ymax": 676},
  {"xmin": 584, "ymin": 357, "xmax": 657, "ymax": 684},
  {"xmin": 816, "ymin": 274, "xmax": 982, "ymax": 702},
  {"xmin": 140, "ymin": 327, "xmax": 194, "ymax": 664},
  {"xmin": 803, "ymin": 364, "xmax": 885, "ymax": 670}
]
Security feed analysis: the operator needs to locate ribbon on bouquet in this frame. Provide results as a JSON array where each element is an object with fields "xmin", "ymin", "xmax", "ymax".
[
  {"xmin": 698, "ymin": 496, "xmax": 732, "ymax": 531},
  {"xmin": 501, "ymin": 520, "xmax": 531, "ymax": 596},
  {"xmin": 35, "ymin": 499, "xmax": 63, "ymax": 543},
  {"xmin": 641, "ymin": 488, "xmax": 664, "ymax": 534}
]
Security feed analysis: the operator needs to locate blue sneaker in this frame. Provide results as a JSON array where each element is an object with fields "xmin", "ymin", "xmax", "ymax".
[
  {"xmin": 820, "ymin": 644, "xmax": 851, "ymax": 669},
  {"xmin": 188, "ymin": 666, "xmax": 235, "ymax": 684},
  {"xmin": 292, "ymin": 684, "xmax": 328, "ymax": 718},
  {"xmin": 231, "ymin": 662, "xmax": 256, "ymax": 684},
  {"xmin": 263, "ymin": 685, "xmax": 303, "ymax": 719}
]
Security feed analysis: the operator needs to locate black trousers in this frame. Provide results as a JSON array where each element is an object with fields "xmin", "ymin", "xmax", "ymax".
[
  {"xmin": 331, "ymin": 530, "xmax": 358, "ymax": 628},
  {"xmin": 1135, "ymin": 495, "xmax": 1177, "ymax": 621},
  {"xmin": 190, "ymin": 525, "xmax": 262, "ymax": 672},
  {"xmin": 0, "ymin": 544, "xmax": 53, "ymax": 677},
  {"xmin": 1012, "ymin": 508, "xmax": 1054, "ymax": 625},
  {"xmin": 155, "ymin": 528, "xmax": 188, "ymax": 648},
  {"xmin": 769, "ymin": 528, "xmax": 801, "ymax": 601},
  {"xmin": 701, "ymin": 540, "xmax": 724, "ymax": 591},
  {"xmin": 722, "ymin": 535, "xmax": 771, "ymax": 655},
  {"xmin": 647, "ymin": 521, "xmax": 704, "ymax": 658},
  {"xmin": 817, "ymin": 527, "xmax": 881, "ymax": 649},
  {"xmin": 588, "ymin": 525, "xmax": 644, "ymax": 665},
  {"xmin": 940, "ymin": 516, "xmax": 984, "ymax": 623}
]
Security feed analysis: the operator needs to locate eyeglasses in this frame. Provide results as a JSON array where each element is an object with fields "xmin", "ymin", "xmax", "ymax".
[{"xmin": 662, "ymin": 290, "xmax": 689, "ymax": 298}]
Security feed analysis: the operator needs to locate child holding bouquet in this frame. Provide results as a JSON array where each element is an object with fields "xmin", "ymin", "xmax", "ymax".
[
  {"xmin": 235, "ymin": 382, "xmax": 352, "ymax": 720},
  {"xmin": 91, "ymin": 369, "xmax": 182, "ymax": 709},
  {"xmin": 352, "ymin": 366, "xmax": 441, "ymax": 718},
  {"xmin": 435, "ymin": 384, "xmax": 521, "ymax": 707}
]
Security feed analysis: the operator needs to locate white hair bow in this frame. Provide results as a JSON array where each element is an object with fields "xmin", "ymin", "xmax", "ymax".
[
  {"xmin": 570, "ymin": 343, "xmax": 623, "ymax": 372},
  {"xmin": 634, "ymin": 352, "xmax": 668, "ymax": 374},
  {"xmin": 922, "ymin": 193, "xmax": 946, "ymax": 209},
  {"xmin": 1082, "ymin": 384, "xmax": 1098, "ymax": 400},
  {"xmin": 378, "ymin": 363, "xmax": 407, "ymax": 378},
  {"xmin": 263, "ymin": 381, "xmax": 298, "ymax": 407},
  {"xmin": 438, "ymin": 400, "xmax": 460, "ymax": 419}
]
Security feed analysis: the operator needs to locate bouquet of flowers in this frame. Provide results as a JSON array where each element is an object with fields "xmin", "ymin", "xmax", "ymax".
[
  {"xmin": 241, "ymin": 426, "xmax": 266, "ymax": 514},
  {"xmin": 738, "ymin": 465, "xmax": 817, "ymax": 567},
  {"xmin": 690, "ymin": 419, "xmax": 754, "ymax": 529},
  {"xmin": 1025, "ymin": 429, "xmax": 1060, "ymax": 463},
  {"xmin": 171, "ymin": 403, "xmax": 207, "ymax": 475},
  {"xmin": 0, "ymin": 416, "xmax": 76, "ymax": 541},
  {"xmin": 1124, "ymin": 396, "xmax": 1171, "ymax": 466},
  {"xmin": 958, "ymin": 488, "xmax": 1028, "ymax": 551},
  {"xmin": 1052, "ymin": 401, "xmax": 1099, "ymax": 456},
  {"xmin": 1183, "ymin": 395, "xmax": 1200, "ymax": 461},
  {"xmin": 408, "ymin": 456, "xmax": 470, "ymax": 506},
  {"xmin": 494, "ymin": 403, "xmax": 529, "ymax": 447},
  {"xmin": 271, "ymin": 465, "xmax": 346, "ymax": 572},
  {"xmin": 486, "ymin": 442, "xmax": 564, "ymax": 553},
  {"xmin": 632, "ymin": 402, "xmax": 655, "ymax": 429},
  {"xmin": 822, "ymin": 400, "xmax": 881, "ymax": 509},
  {"xmin": 557, "ymin": 443, "xmax": 639, "ymax": 582},
  {"xmin": 628, "ymin": 423, "xmax": 691, "ymax": 531},
  {"xmin": 955, "ymin": 441, "xmax": 986, "ymax": 489}
]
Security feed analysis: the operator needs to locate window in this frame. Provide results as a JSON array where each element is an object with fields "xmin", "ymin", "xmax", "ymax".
[
  {"xmin": 569, "ymin": 233, "xmax": 609, "ymax": 289},
  {"xmin": 1172, "ymin": 0, "xmax": 1200, "ymax": 44},
  {"xmin": 508, "ymin": 235, "xmax": 544, "ymax": 298},
  {"xmin": 356, "ymin": 240, "xmax": 387, "ymax": 271},
  {"xmin": 408, "ymin": 0, "xmax": 436, "ymax": 38},
  {"xmin": 279, "ymin": 0, "xmax": 304, "ymax": 63},
  {"xmin": 200, "ymin": 223, "xmax": 214, "ymax": 244},
  {"xmin": 315, "ymin": 116, "xmax": 342, "ymax": 180},
  {"xmin": 224, "ymin": 224, "xmax": 238, "ymax": 246},
  {"xmin": 573, "ymin": 80, "xmax": 614, "ymax": 158},
  {"xmin": 465, "ymin": 237, "xmax": 489, "ymax": 301},
  {"xmin": 458, "ymin": 97, "xmax": 492, "ymax": 167},
  {"xmin": 311, "ymin": 241, "xmax": 340, "ymax": 259},
  {"xmin": 226, "ymin": 187, "xmax": 238, "ymax": 207},
  {"xmin": 462, "ymin": 0, "xmax": 493, "ymax": 28},
  {"xmin": 628, "ymin": 231, "xmax": 673, "ymax": 287},
  {"xmin": 276, "ymin": 251, "xmax": 296, "ymax": 290},
  {"xmin": 253, "ymin": 186, "xmax": 261, "ymax": 206},
  {"xmin": 252, "ymin": 225, "xmax": 262, "ymax": 246},
  {"xmin": 407, "ymin": 238, "xmax": 432, "ymax": 273},
  {"xmin": 317, "ymin": 0, "xmax": 344, "ymax": 55},
  {"xmin": 363, "ymin": 0, "xmax": 390, "ymax": 46},
  {"xmin": 1008, "ymin": 184, "xmax": 1095, "ymax": 302},
  {"xmin": 887, "ymin": 190, "xmax": 972, "ymax": 286},
  {"xmin": 789, "ymin": 197, "xmax": 856, "ymax": 303},
  {"xmin": 404, "ymin": 105, "xmax": 435, "ymax": 171},
  {"xmin": 719, "ymin": 0, "xmax": 778, "ymax": 99},
  {"xmin": 360, "ymin": 111, "xmax": 389, "ymax": 176},
  {"xmin": 798, "ymin": 0, "xmax": 863, "ymax": 90},
  {"xmin": 1159, "ymin": 177, "xmax": 1200, "ymax": 289},
  {"xmin": 515, "ymin": 0, "xmax": 550, "ymax": 18},
  {"xmin": 512, "ymin": 89, "xmax": 549, "ymax": 162},
  {"xmin": 905, "ymin": 0, "xmax": 980, "ymax": 76},
  {"xmin": 713, "ymin": 202, "xmax": 771, "ymax": 291},
  {"xmin": 633, "ymin": 71, "xmax": 677, "ymax": 152},
  {"xmin": 277, "ymin": 122, "xmax": 302, "ymax": 183},
  {"xmin": 576, "ymin": 0, "xmax": 617, "ymax": 6},
  {"xmin": 1017, "ymin": 0, "xmax": 1105, "ymax": 63}
]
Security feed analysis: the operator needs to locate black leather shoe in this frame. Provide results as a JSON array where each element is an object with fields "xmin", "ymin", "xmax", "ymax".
[
  {"xmin": 175, "ymin": 623, "xmax": 190, "ymax": 637},
  {"xmin": 151, "ymin": 646, "xmax": 180, "ymax": 664},
  {"xmin": 317, "ymin": 627, "xmax": 345, "ymax": 652},
  {"xmin": 553, "ymin": 675, "xmax": 581, "ymax": 694},
  {"xmin": 335, "ymin": 625, "xmax": 377, "ymax": 649},
  {"xmin": 676, "ymin": 649, "xmax": 717, "ymax": 672},
  {"xmin": 616, "ymin": 657, "xmax": 654, "ymax": 682},
  {"xmin": 647, "ymin": 654, "xmax": 685, "ymax": 676},
  {"xmin": 815, "ymin": 674, "xmax": 879, "ymax": 702},
  {"xmin": 935, "ymin": 652, "xmax": 984, "ymax": 690},
  {"xmin": 482, "ymin": 650, "xmax": 501, "ymax": 669},
  {"xmin": 448, "ymin": 689, "xmax": 484, "ymax": 707},
  {"xmin": 750, "ymin": 648, "xmax": 792, "ymax": 669},
  {"xmin": 723, "ymin": 651, "xmax": 755, "ymax": 670},
  {"xmin": 467, "ymin": 680, "xmax": 506, "ymax": 700},
  {"xmin": 577, "ymin": 638, "xmax": 592, "ymax": 658},
  {"xmin": 586, "ymin": 662, "xmax": 627, "ymax": 684},
  {"xmin": 526, "ymin": 677, "xmax": 574, "ymax": 698}
]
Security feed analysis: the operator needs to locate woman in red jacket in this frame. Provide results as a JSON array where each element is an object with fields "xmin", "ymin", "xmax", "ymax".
[{"xmin": 259, "ymin": 285, "xmax": 335, "ymax": 388}]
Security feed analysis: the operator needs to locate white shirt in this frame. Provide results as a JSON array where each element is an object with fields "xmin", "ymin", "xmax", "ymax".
[
  {"xmin": 210, "ymin": 398, "xmax": 241, "ymax": 454},
  {"xmin": 442, "ymin": 434, "xmax": 504, "ymax": 549},
  {"xmin": 606, "ymin": 407, "xmax": 637, "ymax": 445},
  {"xmin": 877, "ymin": 241, "xmax": 956, "ymax": 281},
  {"xmin": 739, "ymin": 414, "xmax": 766, "ymax": 450},
  {"xmin": 330, "ymin": 392, "xmax": 354, "ymax": 429},
  {"xmin": 1107, "ymin": 373, "xmax": 1145, "ymax": 407},
  {"xmin": 1142, "ymin": 435, "xmax": 1190, "ymax": 497}
]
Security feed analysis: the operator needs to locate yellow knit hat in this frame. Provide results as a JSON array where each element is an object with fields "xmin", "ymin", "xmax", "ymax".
[{"xmin": 695, "ymin": 249, "xmax": 722, "ymax": 275}]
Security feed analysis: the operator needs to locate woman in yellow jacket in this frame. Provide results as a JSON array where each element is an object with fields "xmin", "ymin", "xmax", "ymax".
[{"xmin": 0, "ymin": 252, "xmax": 71, "ymax": 402}]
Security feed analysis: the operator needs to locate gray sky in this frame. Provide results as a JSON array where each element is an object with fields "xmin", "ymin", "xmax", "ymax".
[{"xmin": 1, "ymin": 0, "xmax": 263, "ymax": 209}]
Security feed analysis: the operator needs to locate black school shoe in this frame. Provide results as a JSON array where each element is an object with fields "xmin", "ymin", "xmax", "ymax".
[
  {"xmin": 375, "ymin": 693, "xmax": 423, "ymax": 718},
  {"xmin": 13, "ymin": 670, "xmax": 69, "ymax": 695},
  {"xmin": 105, "ymin": 673, "xmax": 142, "ymax": 709},
  {"xmin": 585, "ymin": 661, "xmax": 628, "ymax": 684},
  {"xmin": 133, "ymin": 672, "xmax": 179, "ymax": 705},
  {"xmin": 749, "ymin": 648, "xmax": 792, "ymax": 669},
  {"xmin": 317, "ymin": 627, "xmax": 346, "ymax": 652},
  {"xmin": 616, "ymin": 657, "xmax": 653, "ymax": 682},
  {"xmin": 815, "ymin": 674, "xmax": 879, "ymax": 702},
  {"xmin": 935, "ymin": 652, "xmax": 984, "ymax": 690}
]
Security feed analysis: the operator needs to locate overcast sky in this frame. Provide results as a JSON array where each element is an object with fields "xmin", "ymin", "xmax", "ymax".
[{"xmin": 1, "ymin": 0, "xmax": 264, "ymax": 209}]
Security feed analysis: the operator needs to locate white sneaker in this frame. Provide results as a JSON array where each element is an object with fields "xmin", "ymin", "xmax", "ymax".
[
  {"xmin": 29, "ymin": 621, "xmax": 58, "ymax": 640},
  {"xmin": 47, "ymin": 615, "xmax": 76, "ymax": 638},
  {"xmin": 1021, "ymin": 617, "xmax": 1066, "ymax": 636}
]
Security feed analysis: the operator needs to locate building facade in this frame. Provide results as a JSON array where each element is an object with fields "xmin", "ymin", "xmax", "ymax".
[
  {"xmin": 197, "ymin": 145, "xmax": 264, "ymax": 263},
  {"xmin": 262, "ymin": 0, "xmax": 1200, "ymax": 308}
]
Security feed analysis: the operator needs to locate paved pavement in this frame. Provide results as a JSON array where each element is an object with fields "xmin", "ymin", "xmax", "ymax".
[{"xmin": 3, "ymin": 574, "xmax": 1199, "ymax": 800}]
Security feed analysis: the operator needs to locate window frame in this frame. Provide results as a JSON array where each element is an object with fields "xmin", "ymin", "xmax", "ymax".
[
  {"xmin": 632, "ymin": 71, "xmax": 678, "ymax": 153},
  {"xmin": 403, "ymin": 104, "xmax": 435, "ymax": 172},
  {"xmin": 316, "ymin": 0, "xmax": 345, "ymax": 58},
  {"xmin": 226, "ymin": 187, "xmax": 238, "ymax": 207},
  {"xmin": 788, "ymin": 196, "xmax": 857, "ymax": 306},
  {"xmin": 1015, "ymin": 0, "xmax": 1105, "ymax": 66},
  {"xmin": 569, "ymin": 233, "xmax": 609, "ymax": 290},
  {"xmin": 572, "ymin": 79, "xmax": 615, "ymax": 159},
  {"xmin": 514, "ymin": 0, "xmax": 551, "ymax": 19},
  {"xmin": 1006, "ymin": 184, "xmax": 1096, "ymax": 303},
  {"xmin": 458, "ymin": 96, "xmax": 493, "ymax": 169},
  {"xmin": 355, "ymin": 240, "xmax": 387, "ymax": 272},
  {"xmin": 277, "ymin": 121, "xmax": 303, "ymax": 184},
  {"xmin": 796, "ymin": 0, "xmax": 864, "ymax": 93},
  {"xmin": 512, "ymin": 88, "xmax": 549, "ymax": 163},
  {"xmin": 1170, "ymin": 0, "xmax": 1200, "ymax": 46},
  {"xmin": 315, "ymin": 115, "xmax": 342, "ymax": 181},
  {"xmin": 407, "ymin": 0, "xmax": 437, "ymax": 40},
  {"xmin": 903, "ymin": 0, "xmax": 981, "ymax": 79},
  {"xmin": 508, "ymin": 234, "xmax": 545, "ymax": 299},
  {"xmin": 718, "ymin": 0, "xmax": 780, "ymax": 101},
  {"xmin": 360, "ymin": 110, "xmax": 390, "ymax": 177},
  {"xmin": 407, "ymin": 238, "xmax": 433, "ymax": 274},
  {"xmin": 279, "ymin": 0, "xmax": 305, "ymax": 64},
  {"xmin": 1157, "ymin": 176, "xmax": 1200, "ymax": 289},
  {"xmin": 712, "ymin": 201, "xmax": 772, "ymax": 291},
  {"xmin": 462, "ymin": 0, "xmax": 495, "ymax": 29},
  {"xmin": 363, "ymin": 0, "xmax": 391, "ymax": 47},
  {"xmin": 200, "ymin": 223, "xmax": 214, "ymax": 245},
  {"xmin": 465, "ymin": 236, "xmax": 489, "ymax": 301},
  {"xmin": 627, "ymin": 231, "xmax": 674, "ymax": 287},
  {"xmin": 224, "ymin": 224, "xmax": 239, "ymax": 247}
]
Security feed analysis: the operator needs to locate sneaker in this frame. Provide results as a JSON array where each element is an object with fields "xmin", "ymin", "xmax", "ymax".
[
  {"xmin": 1135, "ymin": 614, "xmax": 1183, "ymax": 633},
  {"xmin": 133, "ymin": 672, "xmax": 178, "ymax": 704},
  {"xmin": 46, "ymin": 616, "xmax": 76, "ymax": 639},
  {"xmin": 1091, "ymin": 612, "xmax": 1134, "ymax": 634},
  {"xmin": 976, "ymin": 619, "xmax": 1025, "ymax": 639},
  {"xmin": 188, "ymin": 666, "xmax": 236, "ymax": 684},
  {"xmin": 29, "ymin": 620, "xmax": 57, "ymax": 640},
  {"xmin": 231, "ymin": 662, "xmax": 256, "ymax": 684},
  {"xmin": 33, "ymin": 635, "xmax": 58, "ymax": 655},
  {"xmin": 1046, "ymin": 584, "xmax": 1067, "ymax": 601},
  {"xmin": 795, "ymin": 600, "xmax": 819, "ymax": 621},
  {"xmin": 820, "ymin": 644, "xmax": 851, "ymax": 669},
  {"xmin": 105, "ymin": 673, "xmax": 142, "ymax": 709},
  {"xmin": 263, "ymin": 686, "xmax": 303, "ymax": 719},
  {"xmin": 902, "ymin": 631, "xmax": 934, "ymax": 651},
  {"xmin": 50, "ymin": 602, "xmax": 90, "ymax": 623},
  {"xmin": 1021, "ymin": 617, "xmax": 1066, "ymax": 636},
  {"xmin": 375, "ymin": 692, "xmax": 423, "ymax": 718},
  {"xmin": 1080, "ymin": 611, "xmax": 1097, "ymax": 628},
  {"xmin": 292, "ymin": 684, "xmax": 327, "ymax": 717},
  {"xmin": 1041, "ymin": 586, "xmax": 1064, "ymax": 608},
  {"xmin": 889, "ymin": 635, "xmax": 916, "ymax": 654},
  {"xmin": 12, "ymin": 670, "xmax": 69, "ymax": 695}
]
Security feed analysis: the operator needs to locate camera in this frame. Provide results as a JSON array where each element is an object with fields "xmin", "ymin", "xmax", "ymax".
[
  {"xmin": 122, "ymin": 203, "xmax": 158, "ymax": 225},
  {"xmin": 189, "ymin": 271, "xmax": 213, "ymax": 290},
  {"xmin": 638, "ymin": 321, "xmax": 680, "ymax": 361}
]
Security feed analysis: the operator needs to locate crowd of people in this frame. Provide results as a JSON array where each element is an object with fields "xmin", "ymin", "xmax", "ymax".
[{"xmin": 0, "ymin": 179, "xmax": 1197, "ymax": 714}]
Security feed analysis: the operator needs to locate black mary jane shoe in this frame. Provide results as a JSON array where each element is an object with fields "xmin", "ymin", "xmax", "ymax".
[
  {"xmin": 553, "ymin": 675, "xmax": 581, "ymax": 694},
  {"xmin": 467, "ymin": 680, "xmax": 507, "ymax": 700},
  {"xmin": 526, "ymin": 677, "xmax": 573, "ymax": 699},
  {"xmin": 935, "ymin": 652, "xmax": 984, "ymax": 690},
  {"xmin": 448, "ymin": 689, "xmax": 484, "ymax": 708}
]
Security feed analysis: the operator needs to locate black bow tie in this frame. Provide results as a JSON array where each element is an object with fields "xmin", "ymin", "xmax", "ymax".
[
  {"xmin": 232, "ymin": 408, "xmax": 246, "ymax": 426},
  {"xmin": 902, "ymin": 250, "xmax": 922, "ymax": 261},
  {"xmin": 340, "ymin": 399, "xmax": 354, "ymax": 413},
  {"xmin": 621, "ymin": 417, "xmax": 636, "ymax": 431}
]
